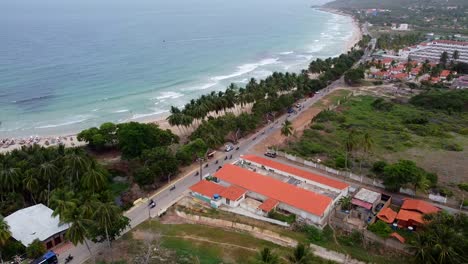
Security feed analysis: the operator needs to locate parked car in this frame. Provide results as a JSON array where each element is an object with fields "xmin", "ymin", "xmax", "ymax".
[
  {"xmin": 225, "ymin": 144, "xmax": 234, "ymax": 152},
  {"xmin": 264, "ymin": 152, "xmax": 277, "ymax": 158}
]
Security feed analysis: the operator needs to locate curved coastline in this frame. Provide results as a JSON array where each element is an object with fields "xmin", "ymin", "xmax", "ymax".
[{"xmin": 0, "ymin": 9, "xmax": 362, "ymax": 152}]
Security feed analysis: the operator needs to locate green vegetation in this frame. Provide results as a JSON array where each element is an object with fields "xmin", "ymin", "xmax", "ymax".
[
  {"xmin": 287, "ymin": 95, "xmax": 468, "ymax": 178},
  {"xmin": 267, "ymin": 211, "xmax": 296, "ymax": 224},
  {"xmin": 376, "ymin": 33, "xmax": 424, "ymax": 51},
  {"xmin": 458, "ymin": 183, "xmax": 468, "ymax": 192},
  {"xmin": 377, "ymin": 160, "xmax": 437, "ymax": 192},
  {"xmin": 408, "ymin": 212, "xmax": 468, "ymax": 264},
  {"xmin": 344, "ymin": 68, "xmax": 365, "ymax": 85},
  {"xmin": 25, "ymin": 239, "xmax": 46, "ymax": 259},
  {"xmin": 410, "ymin": 90, "xmax": 468, "ymax": 113},
  {"xmin": 368, "ymin": 221, "xmax": 392, "ymax": 238},
  {"xmin": 0, "ymin": 145, "xmax": 129, "ymax": 262}
]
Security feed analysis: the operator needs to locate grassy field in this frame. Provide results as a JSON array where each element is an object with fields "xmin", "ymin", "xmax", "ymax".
[{"xmin": 286, "ymin": 95, "xmax": 468, "ymax": 195}]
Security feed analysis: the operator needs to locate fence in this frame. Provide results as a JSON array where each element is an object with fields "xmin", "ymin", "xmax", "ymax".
[{"xmin": 275, "ymin": 151, "xmax": 450, "ymax": 204}]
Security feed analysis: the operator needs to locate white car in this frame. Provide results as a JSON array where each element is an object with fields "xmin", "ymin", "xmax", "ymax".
[{"xmin": 225, "ymin": 144, "xmax": 234, "ymax": 152}]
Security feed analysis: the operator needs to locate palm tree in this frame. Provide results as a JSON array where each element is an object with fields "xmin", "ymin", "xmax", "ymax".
[
  {"xmin": 344, "ymin": 130, "xmax": 358, "ymax": 170},
  {"xmin": 39, "ymin": 162, "xmax": 57, "ymax": 206},
  {"xmin": 255, "ymin": 247, "xmax": 279, "ymax": 264},
  {"xmin": 50, "ymin": 189, "xmax": 78, "ymax": 222},
  {"xmin": 65, "ymin": 207, "xmax": 95, "ymax": 263},
  {"xmin": 0, "ymin": 167, "xmax": 20, "ymax": 192},
  {"xmin": 23, "ymin": 172, "xmax": 39, "ymax": 204},
  {"xmin": 93, "ymin": 201, "xmax": 120, "ymax": 262},
  {"xmin": 453, "ymin": 50, "xmax": 460, "ymax": 60},
  {"xmin": 0, "ymin": 217, "xmax": 11, "ymax": 264},
  {"xmin": 338, "ymin": 196, "xmax": 352, "ymax": 210},
  {"xmin": 287, "ymin": 243, "xmax": 310, "ymax": 264},
  {"xmin": 81, "ymin": 161, "xmax": 107, "ymax": 193},
  {"xmin": 360, "ymin": 132, "xmax": 374, "ymax": 173},
  {"xmin": 281, "ymin": 120, "xmax": 294, "ymax": 138},
  {"xmin": 63, "ymin": 152, "xmax": 89, "ymax": 187}
]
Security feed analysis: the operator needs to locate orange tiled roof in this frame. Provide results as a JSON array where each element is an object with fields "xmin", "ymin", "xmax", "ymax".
[
  {"xmin": 396, "ymin": 209, "xmax": 424, "ymax": 225},
  {"xmin": 390, "ymin": 232, "xmax": 405, "ymax": 243},
  {"xmin": 392, "ymin": 73, "xmax": 408, "ymax": 79},
  {"xmin": 214, "ymin": 164, "xmax": 333, "ymax": 217},
  {"xmin": 440, "ymin": 70, "xmax": 451, "ymax": 77},
  {"xmin": 377, "ymin": 207, "xmax": 397, "ymax": 223},
  {"xmin": 241, "ymin": 155, "xmax": 349, "ymax": 190},
  {"xmin": 401, "ymin": 199, "xmax": 440, "ymax": 214},
  {"xmin": 220, "ymin": 185, "xmax": 246, "ymax": 201},
  {"xmin": 382, "ymin": 58, "xmax": 393, "ymax": 64},
  {"xmin": 259, "ymin": 198, "xmax": 279, "ymax": 212},
  {"xmin": 190, "ymin": 180, "xmax": 226, "ymax": 198}
]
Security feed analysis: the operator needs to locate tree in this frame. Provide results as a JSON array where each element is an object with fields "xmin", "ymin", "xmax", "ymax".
[
  {"xmin": 81, "ymin": 161, "xmax": 108, "ymax": 193},
  {"xmin": 139, "ymin": 147, "xmax": 179, "ymax": 184},
  {"xmin": 26, "ymin": 239, "xmax": 46, "ymax": 259},
  {"xmin": 344, "ymin": 130, "xmax": 359, "ymax": 170},
  {"xmin": 453, "ymin": 50, "xmax": 460, "ymax": 60},
  {"xmin": 368, "ymin": 221, "xmax": 392, "ymax": 238},
  {"xmin": 65, "ymin": 207, "xmax": 95, "ymax": 263},
  {"xmin": 287, "ymin": 243, "xmax": 311, "ymax": 264},
  {"xmin": 0, "ymin": 217, "xmax": 11, "ymax": 264},
  {"xmin": 382, "ymin": 160, "xmax": 434, "ymax": 192},
  {"xmin": 39, "ymin": 162, "xmax": 57, "ymax": 206},
  {"xmin": 255, "ymin": 247, "xmax": 279, "ymax": 264},
  {"xmin": 281, "ymin": 120, "xmax": 294, "ymax": 138},
  {"xmin": 338, "ymin": 196, "xmax": 352, "ymax": 210},
  {"xmin": 50, "ymin": 189, "xmax": 78, "ymax": 222},
  {"xmin": 344, "ymin": 68, "xmax": 364, "ymax": 85},
  {"xmin": 440, "ymin": 51, "xmax": 449, "ymax": 66}
]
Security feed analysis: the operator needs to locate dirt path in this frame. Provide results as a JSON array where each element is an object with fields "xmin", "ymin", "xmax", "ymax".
[
  {"xmin": 162, "ymin": 235, "xmax": 257, "ymax": 252},
  {"xmin": 252, "ymin": 89, "xmax": 349, "ymax": 154}
]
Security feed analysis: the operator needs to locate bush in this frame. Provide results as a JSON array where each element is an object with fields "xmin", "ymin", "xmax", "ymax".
[
  {"xmin": 2, "ymin": 240, "xmax": 26, "ymax": 260},
  {"xmin": 438, "ymin": 188, "xmax": 454, "ymax": 197},
  {"xmin": 299, "ymin": 224, "xmax": 324, "ymax": 242},
  {"xmin": 334, "ymin": 155, "xmax": 346, "ymax": 169},
  {"xmin": 338, "ymin": 230, "xmax": 363, "ymax": 246},
  {"xmin": 310, "ymin": 123, "xmax": 325, "ymax": 130},
  {"xmin": 368, "ymin": 221, "xmax": 392, "ymax": 238},
  {"xmin": 443, "ymin": 142, "xmax": 463, "ymax": 152},
  {"xmin": 371, "ymin": 98, "xmax": 393, "ymax": 111},
  {"xmin": 268, "ymin": 211, "xmax": 296, "ymax": 224},
  {"xmin": 372, "ymin": 160, "xmax": 387, "ymax": 175},
  {"xmin": 458, "ymin": 183, "xmax": 468, "ymax": 192},
  {"xmin": 133, "ymin": 166, "xmax": 154, "ymax": 186},
  {"xmin": 26, "ymin": 239, "xmax": 46, "ymax": 259}
]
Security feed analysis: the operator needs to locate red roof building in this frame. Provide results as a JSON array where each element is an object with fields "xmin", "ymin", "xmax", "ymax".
[
  {"xmin": 259, "ymin": 198, "xmax": 279, "ymax": 213},
  {"xmin": 400, "ymin": 199, "xmax": 440, "ymax": 214},
  {"xmin": 190, "ymin": 180, "xmax": 226, "ymax": 199},
  {"xmin": 241, "ymin": 155, "xmax": 349, "ymax": 192},
  {"xmin": 220, "ymin": 185, "xmax": 247, "ymax": 201},
  {"xmin": 377, "ymin": 207, "xmax": 397, "ymax": 223},
  {"xmin": 391, "ymin": 73, "xmax": 408, "ymax": 80},
  {"xmin": 440, "ymin": 70, "xmax": 451, "ymax": 79},
  {"xmin": 214, "ymin": 164, "xmax": 333, "ymax": 219}
]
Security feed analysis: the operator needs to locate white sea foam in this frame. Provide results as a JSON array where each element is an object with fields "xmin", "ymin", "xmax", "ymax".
[
  {"xmin": 181, "ymin": 82, "xmax": 217, "ymax": 91},
  {"xmin": 279, "ymin": 51, "xmax": 294, "ymax": 55},
  {"xmin": 131, "ymin": 110, "xmax": 168, "ymax": 120},
  {"xmin": 152, "ymin": 91, "xmax": 184, "ymax": 100},
  {"xmin": 35, "ymin": 116, "xmax": 90, "ymax": 129},
  {"xmin": 211, "ymin": 58, "xmax": 279, "ymax": 81},
  {"xmin": 114, "ymin": 109, "xmax": 129, "ymax": 113}
]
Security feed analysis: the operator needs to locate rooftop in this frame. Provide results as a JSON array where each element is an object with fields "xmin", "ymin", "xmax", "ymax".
[
  {"xmin": 377, "ymin": 207, "xmax": 397, "ymax": 223},
  {"xmin": 4, "ymin": 204, "xmax": 69, "ymax": 247},
  {"xmin": 214, "ymin": 164, "xmax": 333, "ymax": 217},
  {"xmin": 189, "ymin": 180, "xmax": 226, "ymax": 199},
  {"xmin": 354, "ymin": 188, "xmax": 381, "ymax": 204},
  {"xmin": 241, "ymin": 155, "xmax": 349, "ymax": 190},
  {"xmin": 401, "ymin": 199, "xmax": 440, "ymax": 215},
  {"xmin": 221, "ymin": 185, "xmax": 247, "ymax": 201},
  {"xmin": 259, "ymin": 198, "xmax": 279, "ymax": 212},
  {"xmin": 396, "ymin": 209, "xmax": 424, "ymax": 225}
]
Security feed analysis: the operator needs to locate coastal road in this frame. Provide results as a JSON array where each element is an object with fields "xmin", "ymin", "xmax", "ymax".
[{"xmin": 62, "ymin": 77, "xmax": 340, "ymax": 264}]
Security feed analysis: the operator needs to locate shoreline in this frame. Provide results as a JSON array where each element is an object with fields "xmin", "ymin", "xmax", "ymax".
[{"xmin": 0, "ymin": 10, "xmax": 363, "ymax": 154}]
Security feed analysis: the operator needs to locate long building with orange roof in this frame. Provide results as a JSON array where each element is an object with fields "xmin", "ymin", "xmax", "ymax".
[
  {"xmin": 213, "ymin": 164, "xmax": 334, "ymax": 227},
  {"xmin": 240, "ymin": 155, "xmax": 349, "ymax": 196}
]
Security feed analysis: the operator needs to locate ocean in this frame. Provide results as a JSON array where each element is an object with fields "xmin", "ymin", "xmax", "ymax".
[{"xmin": 0, "ymin": 0, "xmax": 354, "ymax": 137}]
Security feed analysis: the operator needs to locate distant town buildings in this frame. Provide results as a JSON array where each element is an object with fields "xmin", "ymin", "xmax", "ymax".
[{"xmin": 391, "ymin": 23, "xmax": 409, "ymax": 31}]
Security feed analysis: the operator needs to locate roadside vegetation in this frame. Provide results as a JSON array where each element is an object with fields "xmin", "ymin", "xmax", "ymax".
[{"xmin": 286, "ymin": 91, "xmax": 468, "ymax": 194}]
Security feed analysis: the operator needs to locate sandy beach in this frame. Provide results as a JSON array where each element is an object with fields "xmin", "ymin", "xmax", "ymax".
[{"xmin": 0, "ymin": 10, "xmax": 362, "ymax": 154}]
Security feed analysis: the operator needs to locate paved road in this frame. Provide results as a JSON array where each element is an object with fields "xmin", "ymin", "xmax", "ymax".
[{"xmin": 61, "ymin": 78, "xmax": 341, "ymax": 264}]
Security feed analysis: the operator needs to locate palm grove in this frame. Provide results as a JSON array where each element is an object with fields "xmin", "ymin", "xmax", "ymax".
[{"xmin": 1, "ymin": 40, "xmax": 368, "ymax": 261}]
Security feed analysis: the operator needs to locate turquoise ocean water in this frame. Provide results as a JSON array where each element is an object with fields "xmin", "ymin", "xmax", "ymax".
[{"xmin": 0, "ymin": 0, "xmax": 354, "ymax": 137}]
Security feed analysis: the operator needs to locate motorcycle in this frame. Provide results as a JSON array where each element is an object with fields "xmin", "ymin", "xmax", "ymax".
[
  {"xmin": 224, "ymin": 156, "xmax": 228, "ymax": 160},
  {"xmin": 149, "ymin": 199, "xmax": 156, "ymax": 209},
  {"xmin": 65, "ymin": 254, "xmax": 74, "ymax": 264}
]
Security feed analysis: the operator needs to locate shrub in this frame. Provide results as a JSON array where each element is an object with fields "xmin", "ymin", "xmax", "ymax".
[
  {"xmin": 443, "ymin": 142, "xmax": 463, "ymax": 152},
  {"xmin": 372, "ymin": 160, "xmax": 388, "ymax": 175},
  {"xmin": 334, "ymin": 156, "xmax": 346, "ymax": 169},
  {"xmin": 438, "ymin": 188, "xmax": 454, "ymax": 197},
  {"xmin": 368, "ymin": 221, "xmax": 392, "ymax": 238},
  {"xmin": 299, "ymin": 224, "xmax": 324, "ymax": 242},
  {"xmin": 2, "ymin": 240, "xmax": 26, "ymax": 260},
  {"xmin": 268, "ymin": 211, "xmax": 296, "ymax": 224},
  {"xmin": 26, "ymin": 239, "xmax": 46, "ymax": 259},
  {"xmin": 458, "ymin": 183, "xmax": 468, "ymax": 192},
  {"xmin": 459, "ymin": 128, "xmax": 468, "ymax": 135},
  {"xmin": 310, "ymin": 123, "xmax": 325, "ymax": 130},
  {"xmin": 371, "ymin": 98, "xmax": 394, "ymax": 111}
]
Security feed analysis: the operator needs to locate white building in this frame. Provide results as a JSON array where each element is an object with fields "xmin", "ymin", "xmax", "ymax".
[{"xmin": 4, "ymin": 204, "xmax": 69, "ymax": 249}]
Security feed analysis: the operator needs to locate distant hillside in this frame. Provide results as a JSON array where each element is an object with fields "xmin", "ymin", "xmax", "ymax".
[{"xmin": 324, "ymin": 0, "xmax": 468, "ymax": 9}]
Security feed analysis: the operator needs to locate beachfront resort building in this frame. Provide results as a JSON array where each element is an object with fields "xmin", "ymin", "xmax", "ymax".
[
  {"xmin": 4, "ymin": 204, "xmax": 69, "ymax": 249},
  {"xmin": 189, "ymin": 164, "xmax": 336, "ymax": 228},
  {"xmin": 408, "ymin": 40, "xmax": 468, "ymax": 63}
]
